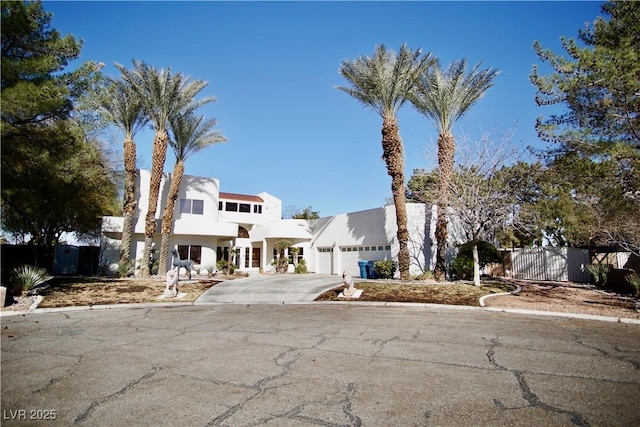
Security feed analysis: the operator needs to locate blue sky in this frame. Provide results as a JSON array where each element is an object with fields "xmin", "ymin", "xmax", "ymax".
[{"xmin": 45, "ymin": 1, "xmax": 603, "ymax": 217}]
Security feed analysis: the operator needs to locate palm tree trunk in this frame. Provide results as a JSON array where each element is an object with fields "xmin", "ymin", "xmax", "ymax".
[
  {"xmin": 158, "ymin": 160, "xmax": 185, "ymax": 275},
  {"xmin": 381, "ymin": 116, "xmax": 411, "ymax": 281},
  {"xmin": 434, "ymin": 131, "xmax": 455, "ymax": 281},
  {"xmin": 119, "ymin": 136, "xmax": 137, "ymax": 266},
  {"xmin": 141, "ymin": 129, "xmax": 169, "ymax": 277}
]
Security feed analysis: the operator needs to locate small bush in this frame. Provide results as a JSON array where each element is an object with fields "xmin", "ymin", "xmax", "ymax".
[
  {"xmin": 10, "ymin": 265, "xmax": 52, "ymax": 295},
  {"xmin": 451, "ymin": 241, "xmax": 502, "ymax": 281},
  {"xmin": 204, "ymin": 265, "xmax": 216, "ymax": 277},
  {"xmin": 451, "ymin": 256, "xmax": 474, "ymax": 280},
  {"xmin": 586, "ymin": 264, "xmax": 611, "ymax": 288},
  {"xmin": 374, "ymin": 260, "xmax": 396, "ymax": 279},
  {"xmin": 625, "ymin": 273, "xmax": 640, "ymax": 297},
  {"xmin": 117, "ymin": 260, "xmax": 134, "ymax": 278},
  {"xmin": 217, "ymin": 259, "xmax": 229, "ymax": 272},
  {"xmin": 294, "ymin": 259, "xmax": 308, "ymax": 274}
]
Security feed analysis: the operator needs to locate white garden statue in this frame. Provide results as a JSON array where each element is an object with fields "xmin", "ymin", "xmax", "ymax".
[
  {"xmin": 164, "ymin": 269, "xmax": 179, "ymax": 298},
  {"xmin": 342, "ymin": 271, "xmax": 358, "ymax": 297}
]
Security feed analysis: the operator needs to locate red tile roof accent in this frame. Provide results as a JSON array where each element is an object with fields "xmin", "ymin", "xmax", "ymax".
[{"xmin": 219, "ymin": 192, "xmax": 264, "ymax": 202}]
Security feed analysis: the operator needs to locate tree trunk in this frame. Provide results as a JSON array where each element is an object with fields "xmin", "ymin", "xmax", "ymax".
[
  {"xmin": 141, "ymin": 129, "xmax": 169, "ymax": 277},
  {"xmin": 381, "ymin": 116, "xmax": 410, "ymax": 281},
  {"xmin": 473, "ymin": 242, "xmax": 481, "ymax": 287},
  {"xmin": 158, "ymin": 161, "xmax": 184, "ymax": 275},
  {"xmin": 119, "ymin": 136, "xmax": 137, "ymax": 266},
  {"xmin": 434, "ymin": 131, "xmax": 455, "ymax": 281}
]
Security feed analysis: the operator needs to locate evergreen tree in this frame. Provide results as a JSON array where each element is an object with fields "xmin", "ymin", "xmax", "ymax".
[
  {"xmin": 1, "ymin": 1, "xmax": 118, "ymax": 269},
  {"xmin": 530, "ymin": 0, "xmax": 640, "ymax": 253}
]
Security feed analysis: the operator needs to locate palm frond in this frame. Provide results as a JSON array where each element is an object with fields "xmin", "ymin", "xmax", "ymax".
[
  {"xmin": 169, "ymin": 111, "xmax": 226, "ymax": 161},
  {"xmin": 94, "ymin": 76, "xmax": 148, "ymax": 138},
  {"xmin": 411, "ymin": 59, "xmax": 499, "ymax": 132},
  {"xmin": 337, "ymin": 44, "xmax": 434, "ymax": 118}
]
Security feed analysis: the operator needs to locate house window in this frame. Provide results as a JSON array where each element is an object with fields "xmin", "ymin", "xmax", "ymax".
[
  {"xmin": 225, "ymin": 202, "xmax": 238, "ymax": 212},
  {"xmin": 239, "ymin": 203, "xmax": 251, "ymax": 213},
  {"xmin": 177, "ymin": 245, "xmax": 201, "ymax": 264},
  {"xmin": 180, "ymin": 198, "xmax": 204, "ymax": 215},
  {"xmin": 289, "ymin": 247, "xmax": 303, "ymax": 264},
  {"xmin": 218, "ymin": 201, "xmax": 223, "ymax": 210},
  {"xmin": 253, "ymin": 205, "xmax": 262, "ymax": 214},
  {"xmin": 245, "ymin": 247, "xmax": 250, "ymax": 268},
  {"xmin": 217, "ymin": 246, "xmax": 229, "ymax": 263}
]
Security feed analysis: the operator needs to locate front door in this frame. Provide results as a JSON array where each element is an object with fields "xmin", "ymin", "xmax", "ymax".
[{"xmin": 252, "ymin": 247, "xmax": 261, "ymax": 268}]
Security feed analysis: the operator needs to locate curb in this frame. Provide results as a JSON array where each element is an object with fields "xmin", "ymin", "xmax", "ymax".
[
  {"xmin": 3, "ymin": 297, "xmax": 640, "ymax": 325},
  {"xmin": 479, "ymin": 284, "xmax": 522, "ymax": 307}
]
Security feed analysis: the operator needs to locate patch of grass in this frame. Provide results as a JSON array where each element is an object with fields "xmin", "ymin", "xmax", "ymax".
[
  {"xmin": 37, "ymin": 278, "xmax": 221, "ymax": 308},
  {"xmin": 315, "ymin": 280, "xmax": 515, "ymax": 305}
]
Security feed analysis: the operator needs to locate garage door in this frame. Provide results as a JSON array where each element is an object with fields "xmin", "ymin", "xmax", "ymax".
[
  {"xmin": 340, "ymin": 245, "xmax": 393, "ymax": 278},
  {"xmin": 339, "ymin": 247, "xmax": 362, "ymax": 277},
  {"xmin": 316, "ymin": 247, "xmax": 333, "ymax": 274}
]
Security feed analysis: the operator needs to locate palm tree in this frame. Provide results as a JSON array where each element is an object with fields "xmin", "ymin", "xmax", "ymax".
[
  {"xmin": 337, "ymin": 44, "xmax": 434, "ymax": 281},
  {"xmin": 94, "ymin": 77, "xmax": 148, "ymax": 268},
  {"xmin": 157, "ymin": 112, "xmax": 226, "ymax": 275},
  {"xmin": 116, "ymin": 60, "xmax": 214, "ymax": 276},
  {"xmin": 409, "ymin": 59, "xmax": 498, "ymax": 281}
]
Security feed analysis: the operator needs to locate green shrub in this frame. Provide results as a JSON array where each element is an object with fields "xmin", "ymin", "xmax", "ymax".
[
  {"xmin": 294, "ymin": 259, "xmax": 308, "ymax": 274},
  {"xmin": 117, "ymin": 259, "xmax": 134, "ymax": 278},
  {"xmin": 451, "ymin": 256, "xmax": 474, "ymax": 280},
  {"xmin": 625, "ymin": 273, "xmax": 640, "ymax": 297},
  {"xmin": 451, "ymin": 241, "xmax": 502, "ymax": 281},
  {"xmin": 586, "ymin": 264, "xmax": 611, "ymax": 288},
  {"xmin": 204, "ymin": 265, "xmax": 216, "ymax": 277},
  {"xmin": 217, "ymin": 259, "xmax": 229, "ymax": 272},
  {"xmin": 374, "ymin": 260, "xmax": 396, "ymax": 279},
  {"xmin": 10, "ymin": 265, "xmax": 52, "ymax": 295}
]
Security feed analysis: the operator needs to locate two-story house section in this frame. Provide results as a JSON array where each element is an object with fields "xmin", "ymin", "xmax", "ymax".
[{"xmin": 101, "ymin": 169, "xmax": 313, "ymax": 275}]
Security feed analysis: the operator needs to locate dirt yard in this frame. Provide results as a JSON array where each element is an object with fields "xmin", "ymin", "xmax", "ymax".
[
  {"xmin": 482, "ymin": 279, "xmax": 640, "ymax": 319},
  {"xmin": 2, "ymin": 276, "xmax": 639, "ymax": 320}
]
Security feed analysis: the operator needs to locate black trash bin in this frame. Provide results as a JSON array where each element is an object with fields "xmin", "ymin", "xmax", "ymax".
[{"xmin": 367, "ymin": 261, "xmax": 377, "ymax": 279}]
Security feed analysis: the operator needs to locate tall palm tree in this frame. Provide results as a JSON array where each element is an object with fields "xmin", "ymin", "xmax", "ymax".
[
  {"xmin": 409, "ymin": 59, "xmax": 498, "ymax": 281},
  {"xmin": 337, "ymin": 44, "xmax": 434, "ymax": 281},
  {"xmin": 94, "ymin": 77, "xmax": 148, "ymax": 267},
  {"xmin": 157, "ymin": 112, "xmax": 226, "ymax": 275},
  {"xmin": 116, "ymin": 60, "xmax": 214, "ymax": 276}
]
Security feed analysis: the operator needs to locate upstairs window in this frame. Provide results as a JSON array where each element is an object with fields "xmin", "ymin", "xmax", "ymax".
[
  {"xmin": 180, "ymin": 198, "xmax": 204, "ymax": 215},
  {"xmin": 239, "ymin": 203, "xmax": 251, "ymax": 213},
  {"xmin": 253, "ymin": 205, "xmax": 263, "ymax": 214},
  {"xmin": 225, "ymin": 202, "xmax": 238, "ymax": 212}
]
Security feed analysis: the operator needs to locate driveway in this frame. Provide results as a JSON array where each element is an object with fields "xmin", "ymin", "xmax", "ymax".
[{"xmin": 194, "ymin": 273, "xmax": 345, "ymax": 304}]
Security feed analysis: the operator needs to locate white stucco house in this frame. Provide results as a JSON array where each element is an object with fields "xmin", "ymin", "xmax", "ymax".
[{"xmin": 100, "ymin": 170, "xmax": 464, "ymax": 278}]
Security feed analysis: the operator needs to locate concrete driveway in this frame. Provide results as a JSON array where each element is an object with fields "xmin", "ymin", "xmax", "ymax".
[{"xmin": 194, "ymin": 273, "xmax": 345, "ymax": 304}]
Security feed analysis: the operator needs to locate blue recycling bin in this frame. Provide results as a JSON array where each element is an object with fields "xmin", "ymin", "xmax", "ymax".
[
  {"xmin": 367, "ymin": 261, "xmax": 377, "ymax": 279},
  {"xmin": 357, "ymin": 261, "xmax": 368, "ymax": 279}
]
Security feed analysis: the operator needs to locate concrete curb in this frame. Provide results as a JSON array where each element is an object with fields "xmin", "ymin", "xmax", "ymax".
[
  {"xmin": 478, "ymin": 284, "xmax": 522, "ymax": 307},
  {"xmin": 3, "ymin": 297, "xmax": 639, "ymax": 325}
]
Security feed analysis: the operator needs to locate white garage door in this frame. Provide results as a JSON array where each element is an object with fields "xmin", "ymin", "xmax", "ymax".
[
  {"xmin": 340, "ymin": 245, "xmax": 393, "ymax": 278},
  {"xmin": 316, "ymin": 248, "xmax": 333, "ymax": 274},
  {"xmin": 340, "ymin": 248, "xmax": 362, "ymax": 277}
]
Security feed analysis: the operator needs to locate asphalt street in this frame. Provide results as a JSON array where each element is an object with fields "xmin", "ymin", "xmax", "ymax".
[{"xmin": 2, "ymin": 303, "xmax": 639, "ymax": 426}]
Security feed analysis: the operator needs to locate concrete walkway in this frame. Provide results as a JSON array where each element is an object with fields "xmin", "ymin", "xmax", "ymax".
[{"xmin": 194, "ymin": 273, "xmax": 345, "ymax": 304}]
